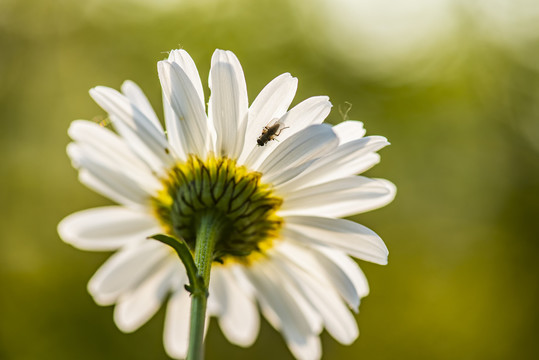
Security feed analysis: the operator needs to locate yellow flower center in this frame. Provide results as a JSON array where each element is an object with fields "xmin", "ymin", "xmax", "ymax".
[{"xmin": 152, "ymin": 154, "xmax": 283, "ymax": 263}]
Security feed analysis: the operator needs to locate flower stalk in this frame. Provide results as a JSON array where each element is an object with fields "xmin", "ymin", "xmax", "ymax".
[
  {"xmin": 188, "ymin": 212, "xmax": 225, "ymax": 360},
  {"xmin": 151, "ymin": 212, "xmax": 225, "ymax": 360}
]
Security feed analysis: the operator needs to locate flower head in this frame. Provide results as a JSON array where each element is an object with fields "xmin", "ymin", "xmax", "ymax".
[{"xmin": 58, "ymin": 49, "xmax": 396, "ymax": 360}]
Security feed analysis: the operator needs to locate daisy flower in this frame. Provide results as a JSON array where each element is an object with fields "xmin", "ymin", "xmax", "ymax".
[{"xmin": 58, "ymin": 48, "xmax": 396, "ymax": 360}]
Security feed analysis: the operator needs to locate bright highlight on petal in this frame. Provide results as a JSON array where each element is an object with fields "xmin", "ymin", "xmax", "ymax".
[
  {"xmin": 209, "ymin": 49, "xmax": 249, "ymax": 158},
  {"xmin": 158, "ymin": 59, "xmax": 210, "ymax": 158},
  {"xmin": 58, "ymin": 48, "xmax": 396, "ymax": 360}
]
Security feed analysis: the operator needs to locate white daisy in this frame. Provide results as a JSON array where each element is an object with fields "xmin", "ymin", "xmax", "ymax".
[{"xmin": 58, "ymin": 48, "xmax": 396, "ymax": 360}]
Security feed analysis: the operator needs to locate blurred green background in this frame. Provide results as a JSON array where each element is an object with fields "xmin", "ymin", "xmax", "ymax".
[{"xmin": 2, "ymin": 0, "xmax": 539, "ymax": 359}]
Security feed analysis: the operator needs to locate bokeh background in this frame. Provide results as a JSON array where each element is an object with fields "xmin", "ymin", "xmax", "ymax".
[{"xmin": 2, "ymin": 0, "xmax": 539, "ymax": 359}]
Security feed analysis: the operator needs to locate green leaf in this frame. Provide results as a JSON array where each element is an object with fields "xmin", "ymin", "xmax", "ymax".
[{"xmin": 149, "ymin": 234, "xmax": 205, "ymax": 296}]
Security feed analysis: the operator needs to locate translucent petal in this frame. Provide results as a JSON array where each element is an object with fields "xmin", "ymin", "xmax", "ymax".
[
  {"xmin": 164, "ymin": 288, "xmax": 191, "ymax": 359},
  {"xmin": 88, "ymin": 240, "xmax": 170, "ymax": 305},
  {"xmin": 162, "ymin": 90, "xmax": 187, "ymax": 161},
  {"xmin": 90, "ymin": 86, "xmax": 173, "ymax": 174},
  {"xmin": 67, "ymin": 144, "xmax": 150, "ymax": 208},
  {"xmin": 276, "ymin": 136, "xmax": 389, "ymax": 193},
  {"xmin": 333, "ymin": 120, "xmax": 366, "ymax": 143},
  {"xmin": 274, "ymin": 240, "xmax": 366, "ymax": 311},
  {"xmin": 121, "ymin": 80, "xmax": 163, "ymax": 132},
  {"xmin": 114, "ymin": 258, "xmax": 176, "ymax": 332},
  {"xmin": 68, "ymin": 121, "xmax": 155, "ymax": 179},
  {"xmin": 279, "ymin": 176, "xmax": 396, "ymax": 217},
  {"xmin": 68, "ymin": 121, "xmax": 163, "ymax": 194},
  {"xmin": 208, "ymin": 49, "xmax": 248, "ymax": 158},
  {"xmin": 238, "ymin": 73, "xmax": 298, "ymax": 164},
  {"xmin": 245, "ymin": 96, "xmax": 332, "ymax": 169},
  {"xmin": 212, "ymin": 267, "xmax": 260, "ymax": 346},
  {"xmin": 312, "ymin": 245, "xmax": 370, "ymax": 301},
  {"xmin": 258, "ymin": 124, "xmax": 338, "ymax": 185},
  {"xmin": 57, "ymin": 206, "xmax": 161, "ymax": 251},
  {"xmin": 282, "ymin": 216, "xmax": 389, "ymax": 265},
  {"xmin": 158, "ymin": 61, "xmax": 210, "ymax": 157},
  {"xmin": 255, "ymin": 261, "xmax": 322, "ymax": 360},
  {"xmin": 167, "ymin": 49, "xmax": 205, "ymax": 108},
  {"xmin": 272, "ymin": 254, "xmax": 359, "ymax": 345}
]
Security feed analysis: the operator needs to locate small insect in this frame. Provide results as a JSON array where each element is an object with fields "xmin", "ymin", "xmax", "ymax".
[
  {"xmin": 92, "ymin": 115, "xmax": 112, "ymax": 129},
  {"xmin": 257, "ymin": 119, "xmax": 289, "ymax": 146}
]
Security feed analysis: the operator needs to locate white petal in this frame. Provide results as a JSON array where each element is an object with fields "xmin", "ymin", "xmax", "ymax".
[
  {"xmin": 212, "ymin": 267, "xmax": 260, "ymax": 346},
  {"xmin": 258, "ymin": 124, "xmax": 338, "ymax": 185},
  {"xmin": 164, "ymin": 288, "xmax": 191, "ymax": 360},
  {"xmin": 89, "ymin": 87, "xmax": 173, "ymax": 174},
  {"xmin": 70, "ymin": 140, "xmax": 159, "ymax": 197},
  {"xmin": 333, "ymin": 120, "xmax": 366, "ymax": 144},
  {"xmin": 349, "ymin": 152, "xmax": 381, "ymax": 175},
  {"xmin": 277, "ymin": 96, "xmax": 331, "ymax": 128},
  {"xmin": 279, "ymin": 176, "xmax": 396, "ymax": 217},
  {"xmin": 67, "ymin": 144, "xmax": 150, "ymax": 208},
  {"xmin": 68, "ymin": 121, "xmax": 163, "ymax": 194},
  {"xmin": 248, "ymin": 263, "xmax": 317, "ymax": 333},
  {"xmin": 274, "ymin": 240, "xmax": 365, "ymax": 311},
  {"xmin": 245, "ymin": 96, "xmax": 332, "ymax": 169},
  {"xmin": 206, "ymin": 276, "xmax": 221, "ymax": 316},
  {"xmin": 57, "ymin": 206, "xmax": 161, "ymax": 251},
  {"xmin": 282, "ymin": 216, "xmax": 389, "ymax": 265},
  {"xmin": 228, "ymin": 263, "xmax": 257, "ymax": 298},
  {"xmin": 276, "ymin": 136, "xmax": 389, "ymax": 193},
  {"xmin": 246, "ymin": 261, "xmax": 322, "ymax": 339},
  {"xmin": 81, "ymin": 172, "xmax": 145, "ymax": 210},
  {"xmin": 114, "ymin": 258, "xmax": 176, "ymax": 333},
  {"xmin": 164, "ymin": 50, "xmax": 207, "ymax": 160},
  {"xmin": 162, "ymin": 90, "xmax": 187, "ymax": 161},
  {"xmin": 255, "ymin": 261, "xmax": 322, "ymax": 360},
  {"xmin": 168, "ymin": 49, "xmax": 205, "ymax": 108},
  {"xmin": 312, "ymin": 245, "xmax": 370, "ymax": 303},
  {"xmin": 68, "ymin": 121, "xmax": 158, "ymax": 186},
  {"xmin": 158, "ymin": 60, "xmax": 210, "ymax": 157},
  {"xmin": 272, "ymin": 254, "xmax": 359, "ymax": 345},
  {"xmin": 88, "ymin": 240, "xmax": 170, "ymax": 305},
  {"xmin": 272, "ymin": 241, "xmax": 324, "ymax": 278},
  {"xmin": 208, "ymin": 49, "xmax": 248, "ymax": 158},
  {"xmin": 287, "ymin": 334, "xmax": 321, "ymax": 360},
  {"xmin": 121, "ymin": 80, "xmax": 163, "ymax": 132},
  {"xmin": 238, "ymin": 73, "xmax": 298, "ymax": 164}
]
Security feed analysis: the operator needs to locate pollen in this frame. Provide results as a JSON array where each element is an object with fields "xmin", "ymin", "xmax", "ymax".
[{"xmin": 152, "ymin": 154, "xmax": 283, "ymax": 263}]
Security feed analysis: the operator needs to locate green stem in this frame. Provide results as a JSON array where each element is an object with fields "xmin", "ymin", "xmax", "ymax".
[
  {"xmin": 149, "ymin": 212, "xmax": 224, "ymax": 360},
  {"xmin": 187, "ymin": 212, "xmax": 224, "ymax": 360}
]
